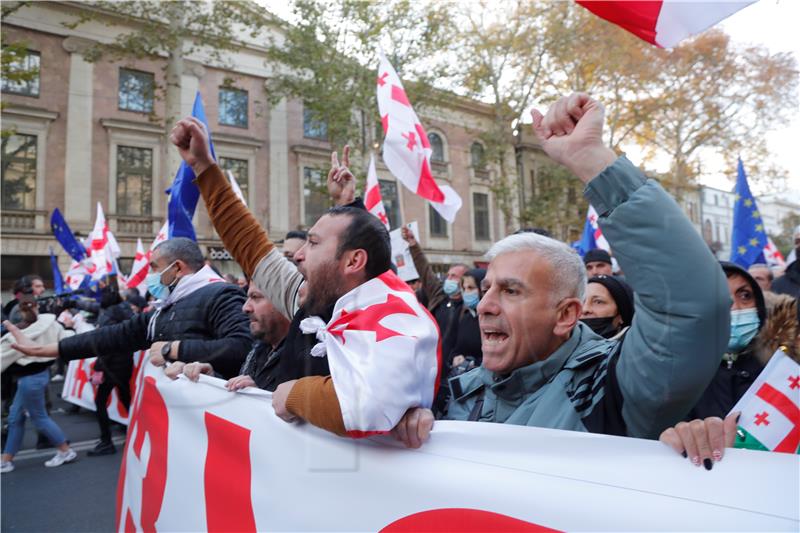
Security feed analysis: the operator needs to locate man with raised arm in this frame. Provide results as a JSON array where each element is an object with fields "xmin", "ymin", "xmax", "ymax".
[
  {"xmin": 392, "ymin": 93, "xmax": 730, "ymax": 448},
  {"xmin": 169, "ymin": 118, "xmax": 440, "ymax": 437}
]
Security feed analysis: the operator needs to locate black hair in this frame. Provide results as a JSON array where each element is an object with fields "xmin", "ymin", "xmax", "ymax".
[
  {"xmin": 327, "ymin": 206, "xmax": 391, "ymax": 280},
  {"xmin": 153, "ymin": 237, "xmax": 205, "ymax": 271},
  {"xmin": 13, "ymin": 274, "xmax": 42, "ymax": 296},
  {"xmin": 284, "ymin": 230, "xmax": 308, "ymax": 241}
]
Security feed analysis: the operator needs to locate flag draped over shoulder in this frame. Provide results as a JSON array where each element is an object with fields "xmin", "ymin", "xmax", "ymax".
[
  {"xmin": 731, "ymin": 349, "xmax": 800, "ymax": 454},
  {"xmin": 376, "ymin": 50, "xmax": 462, "ymax": 223},
  {"xmin": 730, "ymin": 159, "xmax": 767, "ymax": 269},
  {"xmin": 167, "ymin": 91, "xmax": 216, "ymax": 240},
  {"xmin": 575, "ymin": 0, "xmax": 755, "ymax": 48},
  {"xmin": 300, "ymin": 270, "xmax": 440, "ymax": 435},
  {"xmin": 365, "ymin": 154, "xmax": 390, "ymax": 230}
]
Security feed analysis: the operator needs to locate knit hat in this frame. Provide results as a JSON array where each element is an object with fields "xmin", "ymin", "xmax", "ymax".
[
  {"xmin": 719, "ymin": 261, "xmax": 767, "ymax": 328},
  {"xmin": 462, "ymin": 268, "xmax": 487, "ymax": 292},
  {"xmin": 584, "ymin": 249, "xmax": 612, "ymax": 265},
  {"xmin": 587, "ymin": 275, "xmax": 635, "ymax": 327}
]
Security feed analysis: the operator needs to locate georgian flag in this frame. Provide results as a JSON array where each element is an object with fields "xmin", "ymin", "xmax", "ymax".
[
  {"xmin": 127, "ymin": 238, "xmax": 149, "ymax": 292},
  {"xmin": 376, "ymin": 50, "xmax": 462, "ymax": 223},
  {"xmin": 576, "ymin": 0, "xmax": 755, "ymax": 49},
  {"xmin": 365, "ymin": 155, "xmax": 390, "ymax": 230},
  {"xmin": 731, "ymin": 350, "xmax": 800, "ymax": 454},
  {"xmin": 64, "ymin": 260, "xmax": 89, "ymax": 291},
  {"xmin": 87, "ymin": 202, "xmax": 121, "ymax": 280},
  {"xmin": 300, "ymin": 270, "xmax": 440, "ymax": 436},
  {"xmin": 588, "ymin": 205, "xmax": 610, "ymax": 251},
  {"xmin": 764, "ymin": 236, "xmax": 786, "ymax": 268}
]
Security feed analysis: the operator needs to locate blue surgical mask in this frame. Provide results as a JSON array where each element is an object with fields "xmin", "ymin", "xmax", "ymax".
[
  {"xmin": 462, "ymin": 290, "xmax": 480, "ymax": 309},
  {"xmin": 727, "ymin": 308, "xmax": 760, "ymax": 353},
  {"xmin": 443, "ymin": 279, "xmax": 459, "ymax": 296},
  {"xmin": 145, "ymin": 261, "xmax": 177, "ymax": 301}
]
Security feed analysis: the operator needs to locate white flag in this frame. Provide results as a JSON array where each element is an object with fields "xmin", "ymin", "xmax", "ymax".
[
  {"xmin": 376, "ymin": 50, "xmax": 462, "ymax": 223},
  {"xmin": 365, "ymin": 154, "xmax": 390, "ymax": 230}
]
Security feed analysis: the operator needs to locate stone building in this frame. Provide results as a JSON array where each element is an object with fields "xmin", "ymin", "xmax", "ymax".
[{"xmin": 1, "ymin": 2, "xmax": 513, "ymax": 290}]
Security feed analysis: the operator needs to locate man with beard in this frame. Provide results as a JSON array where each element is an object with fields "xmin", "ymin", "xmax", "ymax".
[
  {"xmin": 170, "ymin": 118, "xmax": 440, "ymax": 437},
  {"xmin": 168, "ymin": 284, "xmax": 291, "ymax": 391}
]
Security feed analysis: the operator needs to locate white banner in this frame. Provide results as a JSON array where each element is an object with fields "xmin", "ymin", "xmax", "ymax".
[
  {"xmin": 390, "ymin": 221, "xmax": 420, "ymax": 282},
  {"xmin": 116, "ymin": 360, "xmax": 800, "ymax": 532},
  {"xmin": 62, "ymin": 351, "xmax": 147, "ymax": 425}
]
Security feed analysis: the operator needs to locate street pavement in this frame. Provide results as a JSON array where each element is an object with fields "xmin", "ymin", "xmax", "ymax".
[{"xmin": 2, "ymin": 378, "xmax": 127, "ymax": 532}]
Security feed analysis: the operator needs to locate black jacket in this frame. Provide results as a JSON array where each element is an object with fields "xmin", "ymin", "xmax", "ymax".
[
  {"xmin": 59, "ymin": 283, "xmax": 251, "ymax": 379},
  {"xmin": 772, "ymin": 260, "xmax": 800, "ymax": 299},
  {"xmin": 93, "ymin": 300, "xmax": 136, "ymax": 383},
  {"xmin": 686, "ymin": 348, "xmax": 763, "ymax": 421}
]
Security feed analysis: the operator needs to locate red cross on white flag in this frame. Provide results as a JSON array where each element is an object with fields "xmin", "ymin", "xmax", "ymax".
[
  {"xmin": 730, "ymin": 349, "xmax": 800, "ymax": 454},
  {"xmin": 376, "ymin": 50, "xmax": 462, "ymax": 223},
  {"xmin": 87, "ymin": 202, "xmax": 121, "ymax": 281},
  {"xmin": 764, "ymin": 236, "xmax": 786, "ymax": 267},
  {"xmin": 365, "ymin": 155, "xmax": 391, "ymax": 230},
  {"xmin": 126, "ymin": 238, "xmax": 149, "ymax": 292}
]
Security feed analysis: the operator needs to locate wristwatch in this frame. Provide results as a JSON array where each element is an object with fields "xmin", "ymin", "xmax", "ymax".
[{"xmin": 161, "ymin": 341, "xmax": 173, "ymax": 362}]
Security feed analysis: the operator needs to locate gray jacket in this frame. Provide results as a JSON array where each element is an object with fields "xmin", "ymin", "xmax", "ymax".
[{"xmin": 445, "ymin": 157, "xmax": 731, "ymax": 439}]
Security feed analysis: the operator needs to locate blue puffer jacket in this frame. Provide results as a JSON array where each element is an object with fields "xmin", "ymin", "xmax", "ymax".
[{"xmin": 444, "ymin": 157, "xmax": 731, "ymax": 439}]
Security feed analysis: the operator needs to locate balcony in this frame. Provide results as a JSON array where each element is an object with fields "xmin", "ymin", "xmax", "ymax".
[
  {"xmin": 1, "ymin": 209, "xmax": 48, "ymax": 232},
  {"xmin": 111, "ymin": 214, "xmax": 161, "ymax": 236}
]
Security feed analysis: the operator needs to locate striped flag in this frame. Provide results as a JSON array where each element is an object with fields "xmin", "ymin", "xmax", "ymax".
[
  {"xmin": 576, "ymin": 0, "xmax": 755, "ymax": 48},
  {"xmin": 731, "ymin": 349, "xmax": 800, "ymax": 454},
  {"xmin": 365, "ymin": 155, "xmax": 390, "ymax": 230}
]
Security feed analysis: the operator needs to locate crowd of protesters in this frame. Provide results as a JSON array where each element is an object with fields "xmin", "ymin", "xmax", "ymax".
[{"xmin": 2, "ymin": 93, "xmax": 798, "ymax": 476}]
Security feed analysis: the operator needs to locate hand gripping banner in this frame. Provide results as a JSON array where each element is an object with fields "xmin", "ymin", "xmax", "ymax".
[{"xmin": 116, "ymin": 360, "xmax": 799, "ymax": 532}]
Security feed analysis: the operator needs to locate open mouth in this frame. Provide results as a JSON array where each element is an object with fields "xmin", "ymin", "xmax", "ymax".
[{"xmin": 482, "ymin": 330, "xmax": 509, "ymax": 344}]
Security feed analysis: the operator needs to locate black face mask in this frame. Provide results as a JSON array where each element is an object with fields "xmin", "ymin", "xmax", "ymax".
[{"xmin": 580, "ymin": 316, "xmax": 619, "ymax": 339}]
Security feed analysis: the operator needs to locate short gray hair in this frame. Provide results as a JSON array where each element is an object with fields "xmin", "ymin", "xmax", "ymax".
[
  {"xmin": 153, "ymin": 237, "xmax": 205, "ymax": 271},
  {"xmin": 486, "ymin": 233, "xmax": 587, "ymax": 302}
]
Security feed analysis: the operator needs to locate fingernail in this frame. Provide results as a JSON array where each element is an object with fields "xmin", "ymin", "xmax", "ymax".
[
  {"xmin": 691, "ymin": 456, "xmax": 701, "ymax": 466},
  {"xmin": 703, "ymin": 458, "xmax": 713, "ymax": 471},
  {"xmin": 681, "ymin": 451, "xmax": 687, "ymax": 458},
  {"xmin": 735, "ymin": 412, "xmax": 741, "ymax": 423},
  {"xmin": 713, "ymin": 450, "xmax": 722, "ymax": 462}
]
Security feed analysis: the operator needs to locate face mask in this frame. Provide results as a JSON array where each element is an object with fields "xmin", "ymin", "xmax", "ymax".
[
  {"xmin": 462, "ymin": 290, "xmax": 480, "ymax": 309},
  {"xmin": 581, "ymin": 316, "xmax": 619, "ymax": 339},
  {"xmin": 443, "ymin": 279, "xmax": 459, "ymax": 297},
  {"xmin": 728, "ymin": 308, "xmax": 760, "ymax": 353},
  {"xmin": 145, "ymin": 261, "xmax": 177, "ymax": 301}
]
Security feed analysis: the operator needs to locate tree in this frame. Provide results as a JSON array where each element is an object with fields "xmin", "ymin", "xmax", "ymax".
[
  {"xmin": 63, "ymin": 0, "xmax": 274, "ymax": 175},
  {"xmin": 263, "ymin": 0, "xmax": 451, "ymax": 175},
  {"xmin": 443, "ymin": 0, "xmax": 568, "ymax": 233},
  {"xmin": 630, "ymin": 30, "xmax": 798, "ymax": 195},
  {"xmin": 771, "ymin": 211, "xmax": 800, "ymax": 257}
]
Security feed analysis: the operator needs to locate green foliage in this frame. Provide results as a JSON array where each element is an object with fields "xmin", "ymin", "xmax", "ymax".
[
  {"xmin": 771, "ymin": 212, "xmax": 800, "ymax": 257},
  {"xmin": 264, "ymin": 0, "xmax": 451, "ymax": 169}
]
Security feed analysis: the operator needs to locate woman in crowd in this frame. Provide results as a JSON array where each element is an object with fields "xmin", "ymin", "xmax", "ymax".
[
  {"xmin": 580, "ymin": 275, "xmax": 635, "ymax": 339},
  {"xmin": 446, "ymin": 268, "xmax": 486, "ymax": 377},
  {"xmin": 1, "ymin": 296, "xmax": 77, "ymax": 473}
]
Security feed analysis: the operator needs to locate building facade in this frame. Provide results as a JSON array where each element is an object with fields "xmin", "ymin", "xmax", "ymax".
[{"xmin": 1, "ymin": 2, "xmax": 513, "ymax": 290}]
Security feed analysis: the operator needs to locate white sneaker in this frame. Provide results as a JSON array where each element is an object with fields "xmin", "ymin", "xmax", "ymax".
[
  {"xmin": 51, "ymin": 374, "xmax": 64, "ymax": 382},
  {"xmin": 0, "ymin": 461, "xmax": 14, "ymax": 473},
  {"xmin": 44, "ymin": 449, "xmax": 77, "ymax": 468}
]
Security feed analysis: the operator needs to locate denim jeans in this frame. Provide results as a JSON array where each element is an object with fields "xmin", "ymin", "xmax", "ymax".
[{"xmin": 3, "ymin": 368, "xmax": 68, "ymax": 457}]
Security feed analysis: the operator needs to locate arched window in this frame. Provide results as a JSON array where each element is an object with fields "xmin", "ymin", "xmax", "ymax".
[
  {"xmin": 428, "ymin": 132, "xmax": 444, "ymax": 163},
  {"xmin": 470, "ymin": 142, "xmax": 486, "ymax": 169}
]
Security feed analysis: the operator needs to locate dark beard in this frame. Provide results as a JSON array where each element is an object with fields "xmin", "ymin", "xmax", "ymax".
[{"xmin": 305, "ymin": 259, "xmax": 343, "ymax": 316}]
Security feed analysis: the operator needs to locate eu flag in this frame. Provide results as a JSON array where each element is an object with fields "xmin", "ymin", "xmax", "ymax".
[
  {"xmin": 50, "ymin": 208, "xmax": 86, "ymax": 262},
  {"xmin": 167, "ymin": 91, "xmax": 216, "ymax": 240},
  {"xmin": 730, "ymin": 159, "xmax": 767, "ymax": 268},
  {"xmin": 49, "ymin": 246, "xmax": 65, "ymax": 294}
]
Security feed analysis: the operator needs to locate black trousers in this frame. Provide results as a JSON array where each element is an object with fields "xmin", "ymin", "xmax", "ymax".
[{"xmin": 94, "ymin": 377, "xmax": 131, "ymax": 443}]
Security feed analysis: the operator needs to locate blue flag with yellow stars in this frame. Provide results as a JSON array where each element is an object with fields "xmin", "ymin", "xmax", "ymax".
[{"xmin": 730, "ymin": 159, "xmax": 767, "ymax": 268}]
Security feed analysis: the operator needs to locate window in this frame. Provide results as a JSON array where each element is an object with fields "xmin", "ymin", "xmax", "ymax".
[
  {"xmin": 219, "ymin": 88, "xmax": 248, "ymax": 127},
  {"xmin": 303, "ymin": 107, "xmax": 328, "ymax": 140},
  {"xmin": 470, "ymin": 142, "xmax": 486, "ymax": 169},
  {"xmin": 429, "ymin": 205, "xmax": 448, "ymax": 238},
  {"xmin": 116, "ymin": 146, "xmax": 153, "ymax": 216},
  {"xmin": 219, "ymin": 157, "xmax": 249, "ymax": 201},
  {"xmin": 1, "ymin": 49, "xmax": 40, "ymax": 97},
  {"xmin": 473, "ymin": 192, "xmax": 490, "ymax": 241},
  {"xmin": 119, "ymin": 68, "xmax": 154, "ymax": 113},
  {"xmin": 1, "ymin": 133, "xmax": 37, "ymax": 209},
  {"xmin": 303, "ymin": 167, "xmax": 328, "ymax": 227},
  {"xmin": 379, "ymin": 179, "xmax": 400, "ymax": 229},
  {"xmin": 428, "ymin": 133, "xmax": 444, "ymax": 163}
]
